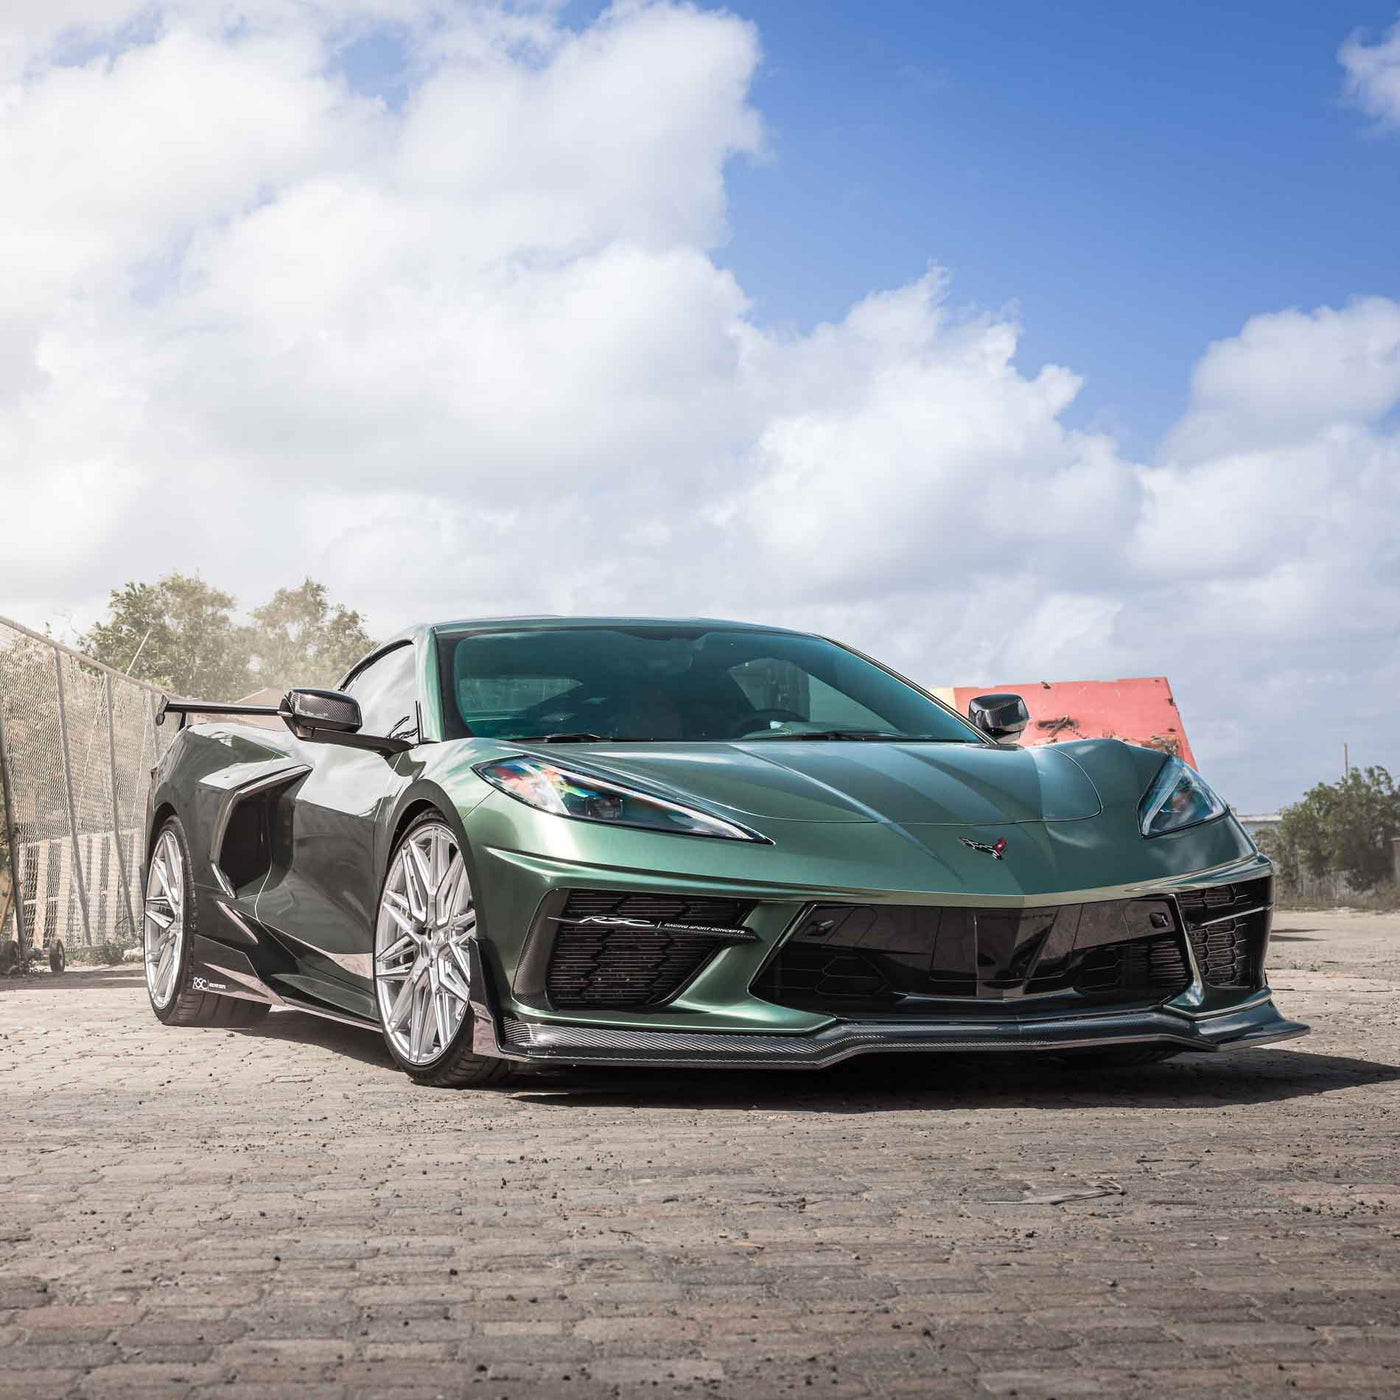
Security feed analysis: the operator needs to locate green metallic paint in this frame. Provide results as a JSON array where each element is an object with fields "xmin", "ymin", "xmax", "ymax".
[
  {"xmin": 144, "ymin": 615, "xmax": 1301, "ymax": 1064},
  {"xmin": 551, "ymin": 740, "xmax": 1103, "ymax": 825}
]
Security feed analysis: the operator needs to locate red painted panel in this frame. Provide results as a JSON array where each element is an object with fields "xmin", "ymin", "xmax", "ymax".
[{"xmin": 948, "ymin": 677, "xmax": 1196, "ymax": 768}]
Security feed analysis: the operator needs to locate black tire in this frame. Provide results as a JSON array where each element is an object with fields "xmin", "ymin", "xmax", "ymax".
[
  {"xmin": 144, "ymin": 816, "xmax": 270, "ymax": 1029},
  {"xmin": 375, "ymin": 811, "xmax": 514, "ymax": 1089},
  {"xmin": 0, "ymin": 940, "xmax": 17, "ymax": 976},
  {"xmin": 49, "ymin": 941, "xmax": 65, "ymax": 975},
  {"xmin": 1051, "ymin": 1045, "xmax": 1183, "ymax": 1069}
]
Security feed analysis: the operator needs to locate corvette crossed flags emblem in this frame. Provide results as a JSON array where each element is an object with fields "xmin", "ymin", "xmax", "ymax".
[{"xmin": 959, "ymin": 836, "xmax": 1008, "ymax": 860}]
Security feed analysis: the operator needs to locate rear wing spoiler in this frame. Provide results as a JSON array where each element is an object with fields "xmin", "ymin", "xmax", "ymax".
[{"xmin": 155, "ymin": 697, "xmax": 283, "ymax": 730}]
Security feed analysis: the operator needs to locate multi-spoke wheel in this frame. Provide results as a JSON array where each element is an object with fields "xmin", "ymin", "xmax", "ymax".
[
  {"xmin": 145, "ymin": 826, "xmax": 186, "ymax": 1010},
  {"xmin": 374, "ymin": 814, "xmax": 512, "ymax": 1087},
  {"xmin": 144, "ymin": 816, "xmax": 268, "ymax": 1028}
]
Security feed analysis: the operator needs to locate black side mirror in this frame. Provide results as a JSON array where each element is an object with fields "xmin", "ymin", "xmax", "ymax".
[
  {"xmin": 279, "ymin": 688, "xmax": 411, "ymax": 756},
  {"xmin": 968, "ymin": 692, "xmax": 1030, "ymax": 742}
]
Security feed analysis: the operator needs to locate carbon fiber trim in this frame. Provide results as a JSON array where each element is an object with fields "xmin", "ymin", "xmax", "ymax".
[{"xmin": 499, "ymin": 996, "xmax": 1307, "ymax": 1069}]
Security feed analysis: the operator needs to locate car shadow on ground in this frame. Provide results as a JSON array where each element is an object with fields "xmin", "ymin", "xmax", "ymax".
[
  {"xmin": 501, "ymin": 1047, "xmax": 1400, "ymax": 1113},
  {"xmin": 231, "ymin": 1006, "xmax": 393, "ymax": 1067},
  {"xmin": 233, "ymin": 1006, "xmax": 1400, "ymax": 1112},
  {"xmin": 0, "ymin": 965, "xmax": 146, "ymax": 994}
]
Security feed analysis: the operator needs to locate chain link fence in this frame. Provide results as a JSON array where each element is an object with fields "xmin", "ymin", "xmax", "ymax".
[{"xmin": 0, "ymin": 615, "xmax": 175, "ymax": 960}]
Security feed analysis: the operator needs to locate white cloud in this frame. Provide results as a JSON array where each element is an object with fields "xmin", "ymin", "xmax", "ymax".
[
  {"xmin": 0, "ymin": 0, "xmax": 1396, "ymax": 809},
  {"xmin": 1164, "ymin": 298, "xmax": 1400, "ymax": 460},
  {"xmin": 1340, "ymin": 13, "xmax": 1400, "ymax": 126}
]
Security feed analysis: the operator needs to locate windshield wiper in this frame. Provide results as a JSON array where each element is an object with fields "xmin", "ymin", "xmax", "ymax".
[
  {"xmin": 509, "ymin": 731, "xmax": 973, "ymax": 744},
  {"xmin": 512, "ymin": 732, "xmax": 608, "ymax": 743},
  {"xmin": 739, "ymin": 730, "xmax": 901, "ymax": 742},
  {"xmin": 739, "ymin": 731, "xmax": 972, "ymax": 743},
  {"xmin": 512, "ymin": 732, "xmax": 667, "ymax": 743}
]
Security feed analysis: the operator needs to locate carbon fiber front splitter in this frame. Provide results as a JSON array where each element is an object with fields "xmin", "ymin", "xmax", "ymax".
[{"xmin": 493, "ymin": 993, "xmax": 1307, "ymax": 1069}]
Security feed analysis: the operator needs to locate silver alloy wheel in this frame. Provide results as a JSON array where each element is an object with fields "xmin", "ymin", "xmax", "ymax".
[
  {"xmin": 374, "ymin": 821, "xmax": 476, "ymax": 1065},
  {"xmin": 144, "ymin": 828, "xmax": 185, "ymax": 1009}
]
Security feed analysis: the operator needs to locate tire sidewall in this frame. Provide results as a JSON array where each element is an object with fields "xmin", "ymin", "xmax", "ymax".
[
  {"xmin": 374, "ymin": 811, "xmax": 477, "ymax": 1076},
  {"xmin": 145, "ymin": 816, "xmax": 196, "ymax": 1023}
]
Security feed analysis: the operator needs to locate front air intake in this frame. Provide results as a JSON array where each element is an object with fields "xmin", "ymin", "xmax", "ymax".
[
  {"xmin": 1176, "ymin": 876, "xmax": 1272, "ymax": 988},
  {"xmin": 544, "ymin": 891, "xmax": 756, "ymax": 1009},
  {"xmin": 751, "ymin": 898, "xmax": 1193, "ymax": 1015}
]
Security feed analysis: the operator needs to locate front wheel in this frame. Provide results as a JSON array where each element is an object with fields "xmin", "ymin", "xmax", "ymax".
[{"xmin": 374, "ymin": 814, "xmax": 513, "ymax": 1088}]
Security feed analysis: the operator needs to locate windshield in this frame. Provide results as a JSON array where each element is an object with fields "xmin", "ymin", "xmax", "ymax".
[{"xmin": 436, "ymin": 625, "xmax": 983, "ymax": 744}]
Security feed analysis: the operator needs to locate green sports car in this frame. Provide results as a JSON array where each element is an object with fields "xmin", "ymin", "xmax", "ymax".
[{"xmin": 143, "ymin": 617, "xmax": 1305, "ymax": 1086}]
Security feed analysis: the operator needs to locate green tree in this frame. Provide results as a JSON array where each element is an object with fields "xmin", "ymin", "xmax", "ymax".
[
  {"xmin": 82, "ymin": 574, "xmax": 253, "ymax": 698},
  {"xmin": 248, "ymin": 579, "xmax": 375, "ymax": 691},
  {"xmin": 1251, "ymin": 823, "xmax": 1296, "ymax": 888},
  {"xmin": 1275, "ymin": 766, "xmax": 1400, "ymax": 891}
]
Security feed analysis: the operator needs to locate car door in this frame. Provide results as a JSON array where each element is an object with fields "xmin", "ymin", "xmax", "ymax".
[{"xmin": 252, "ymin": 642, "xmax": 421, "ymax": 1010}]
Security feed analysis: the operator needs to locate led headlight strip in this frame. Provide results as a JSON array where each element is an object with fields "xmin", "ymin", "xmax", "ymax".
[{"xmin": 474, "ymin": 756, "xmax": 768, "ymax": 842}]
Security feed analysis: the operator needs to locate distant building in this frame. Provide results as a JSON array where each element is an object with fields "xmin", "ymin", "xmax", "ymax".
[{"xmin": 932, "ymin": 676, "xmax": 1197, "ymax": 768}]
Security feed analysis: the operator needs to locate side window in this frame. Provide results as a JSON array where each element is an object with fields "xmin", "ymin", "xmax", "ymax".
[{"xmin": 345, "ymin": 645, "xmax": 418, "ymax": 739}]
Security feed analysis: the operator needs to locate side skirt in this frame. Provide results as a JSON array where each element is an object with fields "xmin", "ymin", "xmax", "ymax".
[
  {"xmin": 188, "ymin": 934, "xmax": 379, "ymax": 1031},
  {"xmin": 189, "ymin": 931, "xmax": 525, "ymax": 1060}
]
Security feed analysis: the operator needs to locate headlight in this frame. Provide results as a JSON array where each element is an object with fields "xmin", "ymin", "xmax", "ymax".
[
  {"xmin": 1138, "ymin": 756, "xmax": 1226, "ymax": 837},
  {"xmin": 474, "ymin": 756, "xmax": 766, "ymax": 842}
]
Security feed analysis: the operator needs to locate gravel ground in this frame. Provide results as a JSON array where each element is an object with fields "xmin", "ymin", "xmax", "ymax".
[{"xmin": 0, "ymin": 908, "xmax": 1397, "ymax": 1399}]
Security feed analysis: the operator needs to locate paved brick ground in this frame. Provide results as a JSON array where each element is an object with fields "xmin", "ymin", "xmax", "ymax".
[{"xmin": 1, "ymin": 909, "xmax": 1398, "ymax": 1399}]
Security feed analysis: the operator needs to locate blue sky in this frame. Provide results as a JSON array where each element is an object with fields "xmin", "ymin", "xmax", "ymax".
[{"xmin": 675, "ymin": 1, "xmax": 1400, "ymax": 451}]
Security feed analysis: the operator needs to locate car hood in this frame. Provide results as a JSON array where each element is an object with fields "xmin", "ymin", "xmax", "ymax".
[{"xmin": 541, "ymin": 740, "xmax": 1102, "ymax": 826}]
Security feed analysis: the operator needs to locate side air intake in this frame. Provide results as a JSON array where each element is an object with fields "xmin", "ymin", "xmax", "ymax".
[{"xmin": 211, "ymin": 767, "xmax": 309, "ymax": 895}]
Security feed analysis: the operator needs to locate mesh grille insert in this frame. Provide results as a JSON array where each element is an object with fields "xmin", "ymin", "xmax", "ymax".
[
  {"xmin": 545, "ymin": 890, "xmax": 755, "ymax": 1009},
  {"xmin": 1071, "ymin": 933, "xmax": 1190, "ymax": 997},
  {"xmin": 1177, "ymin": 876, "xmax": 1272, "ymax": 988}
]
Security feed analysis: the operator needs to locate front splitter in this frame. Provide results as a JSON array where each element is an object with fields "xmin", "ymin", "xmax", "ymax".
[{"xmin": 497, "ymin": 995, "xmax": 1307, "ymax": 1069}]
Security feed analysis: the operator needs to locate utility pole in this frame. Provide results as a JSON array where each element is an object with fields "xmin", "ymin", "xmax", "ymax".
[{"xmin": 1343, "ymin": 742, "xmax": 1350, "ymax": 779}]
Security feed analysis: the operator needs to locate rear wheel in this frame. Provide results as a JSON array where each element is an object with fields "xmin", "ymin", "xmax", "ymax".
[
  {"xmin": 144, "ymin": 817, "xmax": 269, "ymax": 1028},
  {"xmin": 48, "ymin": 941, "xmax": 65, "ymax": 975},
  {"xmin": 374, "ymin": 814, "xmax": 513, "ymax": 1088}
]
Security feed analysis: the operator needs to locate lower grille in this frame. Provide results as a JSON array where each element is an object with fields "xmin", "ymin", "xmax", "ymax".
[
  {"xmin": 544, "ymin": 891, "xmax": 755, "ymax": 1010},
  {"xmin": 1177, "ymin": 877, "xmax": 1271, "ymax": 988},
  {"xmin": 1072, "ymin": 933, "xmax": 1191, "ymax": 996},
  {"xmin": 752, "ymin": 898, "xmax": 1192, "ymax": 1015}
]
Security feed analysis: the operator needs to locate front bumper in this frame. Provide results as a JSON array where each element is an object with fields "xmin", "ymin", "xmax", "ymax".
[
  {"xmin": 466, "ymin": 934, "xmax": 1306, "ymax": 1069},
  {"xmin": 464, "ymin": 820, "xmax": 1308, "ymax": 1069}
]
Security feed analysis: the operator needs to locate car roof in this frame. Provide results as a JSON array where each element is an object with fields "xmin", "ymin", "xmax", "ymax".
[{"xmin": 382, "ymin": 616, "xmax": 815, "ymax": 646}]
